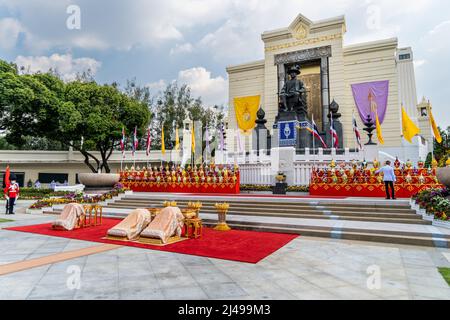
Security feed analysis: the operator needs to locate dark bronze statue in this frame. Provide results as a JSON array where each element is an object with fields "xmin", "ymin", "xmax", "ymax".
[{"xmin": 280, "ymin": 65, "xmax": 308, "ymax": 120}]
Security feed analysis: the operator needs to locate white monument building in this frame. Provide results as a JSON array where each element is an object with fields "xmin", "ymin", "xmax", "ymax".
[{"xmin": 226, "ymin": 13, "xmax": 432, "ymax": 164}]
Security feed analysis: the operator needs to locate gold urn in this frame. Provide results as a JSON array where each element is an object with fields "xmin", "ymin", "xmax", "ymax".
[
  {"xmin": 214, "ymin": 203, "xmax": 231, "ymax": 231},
  {"xmin": 163, "ymin": 201, "xmax": 177, "ymax": 207},
  {"xmin": 187, "ymin": 201, "xmax": 203, "ymax": 218}
]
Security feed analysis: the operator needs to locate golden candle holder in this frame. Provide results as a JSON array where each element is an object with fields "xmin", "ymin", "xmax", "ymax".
[
  {"xmin": 214, "ymin": 203, "xmax": 231, "ymax": 231},
  {"xmin": 163, "ymin": 201, "xmax": 177, "ymax": 207},
  {"xmin": 187, "ymin": 201, "xmax": 202, "ymax": 218}
]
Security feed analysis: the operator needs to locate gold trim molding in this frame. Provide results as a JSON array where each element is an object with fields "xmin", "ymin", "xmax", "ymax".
[{"xmin": 265, "ymin": 33, "xmax": 342, "ymax": 53}]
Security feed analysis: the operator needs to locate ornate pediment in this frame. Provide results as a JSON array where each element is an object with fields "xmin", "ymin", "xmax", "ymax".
[{"xmin": 289, "ymin": 14, "xmax": 312, "ymax": 40}]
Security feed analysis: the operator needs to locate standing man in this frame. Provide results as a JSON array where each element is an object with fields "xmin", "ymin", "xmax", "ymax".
[
  {"xmin": 4, "ymin": 176, "xmax": 20, "ymax": 215},
  {"xmin": 376, "ymin": 160, "xmax": 397, "ymax": 200}
]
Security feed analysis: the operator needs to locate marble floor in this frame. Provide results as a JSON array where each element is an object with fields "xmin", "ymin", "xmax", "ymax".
[{"xmin": 0, "ymin": 213, "xmax": 449, "ymax": 300}]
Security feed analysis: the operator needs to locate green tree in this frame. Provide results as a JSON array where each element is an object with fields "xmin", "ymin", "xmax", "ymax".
[{"xmin": 0, "ymin": 59, "xmax": 151, "ymax": 173}]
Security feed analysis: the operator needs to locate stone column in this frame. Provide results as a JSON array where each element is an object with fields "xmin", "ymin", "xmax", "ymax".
[{"xmin": 321, "ymin": 57, "xmax": 330, "ymax": 132}]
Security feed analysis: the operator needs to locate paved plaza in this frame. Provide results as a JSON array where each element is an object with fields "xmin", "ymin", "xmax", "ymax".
[{"xmin": 1, "ymin": 210, "xmax": 449, "ymax": 300}]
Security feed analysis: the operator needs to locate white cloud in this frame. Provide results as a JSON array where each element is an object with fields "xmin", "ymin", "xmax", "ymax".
[
  {"xmin": 0, "ymin": 18, "xmax": 24, "ymax": 49},
  {"xmin": 170, "ymin": 43, "xmax": 194, "ymax": 55},
  {"xmin": 14, "ymin": 53, "xmax": 102, "ymax": 82},
  {"xmin": 146, "ymin": 79, "xmax": 167, "ymax": 94},
  {"xmin": 414, "ymin": 59, "xmax": 426, "ymax": 68},
  {"xmin": 148, "ymin": 67, "xmax": 228, "ymax": 107},
  {"xmin": 177, "ymin": 67, "xmax": 228, "ymax": 107}
]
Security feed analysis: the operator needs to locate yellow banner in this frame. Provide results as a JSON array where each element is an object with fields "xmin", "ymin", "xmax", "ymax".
[
  {"xmin": 402, "ymin": 106, "xmax": 420, "ymax": 143},
  {"xmin": 234, "ymin": 95, "xmax": 260, "ymax": 134},
  {"xmin": 376, "ymin": 111, "xmax": 384, "ymax": 145},
  {"xmin": 175, "ymin": 127, "xmax": 180, "ymax": 151},
  {"xmin": 191, "ymin": 123, "xmax": 196, "ymax": 154},
  {"xmin": 161, "ymin": 126, "xmax": 166, "ymax": 155},
  {"xmin": 429, "ymin": 106, "xmax": 442, "ymax": 144}
]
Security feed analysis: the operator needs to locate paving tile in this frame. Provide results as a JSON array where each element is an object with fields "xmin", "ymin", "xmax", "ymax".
[
  {"xmin": 409, "ymin": 284, "xmax": 450, "ymax": 299},
  {"xmin": 161, "ymin": 285, "xmax": 208, "ymax": 300},
  {"xmin": 200, "ymin": 282, "xmax": 248, "ymax": 299}
]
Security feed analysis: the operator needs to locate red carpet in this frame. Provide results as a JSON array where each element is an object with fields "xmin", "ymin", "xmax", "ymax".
[{"xmin": 5, "ymin": 218, "xmax": 298, "ymax": 264}]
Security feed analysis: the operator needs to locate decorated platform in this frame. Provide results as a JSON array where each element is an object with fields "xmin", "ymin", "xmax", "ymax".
[
  {"xmin": 309, "ymin": 159, "xmax": 443, "ymax": 198},
  {"xmin": 120, "ymin": 164, "xmax": 240, "ymax": 194}
]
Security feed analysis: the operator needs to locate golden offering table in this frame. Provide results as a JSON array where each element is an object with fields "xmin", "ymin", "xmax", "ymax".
[
  {"xmin": 82, "ymin": 205, "xmax": 103, "ymax": 227},
  {"xmin": 183, "ymin": 218, "xmax": 203, "ymax": 239}
]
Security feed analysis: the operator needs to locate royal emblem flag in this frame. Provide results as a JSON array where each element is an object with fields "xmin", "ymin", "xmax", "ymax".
[
  {"xmin": 428, "ymin": 105, "xmax": 442, "ymax": 144},
  {"xmin": 120, "ymin": 127, "xmax": 126, "ymax": 158},
  {"xmin": 306, "ymin": 115, "xmax": 328, "ymax": 148},
  {"xmin": 402, "ymin": 106, "xmax": 420, "ymax": 143},
  {"xmin": 234, "ymin": 95, "xmax": 260, "ymax": 134},
  {"xmin": 146, "ymin": 127, "xmax": 151, "ymax": 156},
  {"xmin": 352, "ymin": 112, "xmax": 363, "ymax": 150},
  {"xmin": 329, "ymin": 112, "xmax": 339, "ymax": 148}
]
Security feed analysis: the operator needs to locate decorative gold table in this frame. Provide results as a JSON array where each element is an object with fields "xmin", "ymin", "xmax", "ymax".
[{"xmin": 183, "ymin": 218, "xmax": 203, "ymax": 239}]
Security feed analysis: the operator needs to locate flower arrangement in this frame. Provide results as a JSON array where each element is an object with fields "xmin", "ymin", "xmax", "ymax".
[
  {"xmin": 18, "ymin": 188, "xmax": 73, "ymax": 200},
  {"xmin": 412, "ymin": 188, "xmax": 450, "ymax": 221},
  {"xmin": 28, "ymin": 185, "xmax": 128, "ymax": 210}
]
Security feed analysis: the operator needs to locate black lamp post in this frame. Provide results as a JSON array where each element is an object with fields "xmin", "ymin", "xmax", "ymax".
[{"xmin": 363, "ymin": 114, "xmax": 377, "ymax": 145}]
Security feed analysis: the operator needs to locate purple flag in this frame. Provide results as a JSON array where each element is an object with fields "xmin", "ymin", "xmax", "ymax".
[{"xmin": 351, "ymin": 80, "xmax": 389, "ymax": 124}]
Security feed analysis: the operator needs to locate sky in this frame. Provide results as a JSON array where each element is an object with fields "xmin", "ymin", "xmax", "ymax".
[{"xmin": 0, "ymin": 0, "xmax": 449, "ymax": 127}]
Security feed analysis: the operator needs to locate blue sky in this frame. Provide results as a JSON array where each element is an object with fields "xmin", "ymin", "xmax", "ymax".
[{"xmin": 0, "ymin": 0, "xmax": 449, "ymax": 127}]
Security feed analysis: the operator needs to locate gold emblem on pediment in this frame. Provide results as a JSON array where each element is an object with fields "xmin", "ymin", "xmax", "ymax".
[{"xmin": 292, "ymin": 23, "xmax": 308, "ymax": 40}]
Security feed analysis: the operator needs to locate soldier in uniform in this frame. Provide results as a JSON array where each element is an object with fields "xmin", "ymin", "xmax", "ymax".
[{"xmin": 4, "ymin": 176, "xmax": 20, "ymax": 215}]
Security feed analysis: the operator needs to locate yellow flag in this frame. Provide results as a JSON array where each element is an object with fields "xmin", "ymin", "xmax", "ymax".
[
  {"xmin": 175, "ymin": 127, "xmax": 180, "ymax": 151},
  {"xmin": 234, "ymin": 95, "xmax": 260, "ymax": 134},
  {"xmin": 191, "ymin": 123, "xmax": 196, "ymax": 154},
  {"xmin": 402, "ymin": 106, "xmax": 420, "ymax": 143},
  {"xmin": 428, "ymin": 106, "xmax": 442, "ymax": 144},
  {"xmin": 375, "ymin": 111, "xmax": 384, "ymax": 145},
  {"xmin": 161, "ymin": 126, "xmax": 166, "ymax": 155}
]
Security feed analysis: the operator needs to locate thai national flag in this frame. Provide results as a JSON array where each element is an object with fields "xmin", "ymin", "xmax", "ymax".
[
  {"xmin": 352, "ymin": 113, "xmax": 363, "ymax": 150},
  {"xmin": 330, "ymin": 112, "xmax": 339, "ymax": 149},
  {"xmin": 120, "ymin": 127, "xmax": 126, "ymax": 158},
  {"xmin": 306, "ymin": 118, "xmax": 328, "ymax": 148},
  {"xmin": 146, "ymin": 127, "xmax": 151, "ymax": 156}
]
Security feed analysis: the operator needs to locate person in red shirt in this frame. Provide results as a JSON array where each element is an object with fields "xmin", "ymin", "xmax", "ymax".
[{"xmin": 4, "ymin": 178, "xmax": 20, "ymax": 215}]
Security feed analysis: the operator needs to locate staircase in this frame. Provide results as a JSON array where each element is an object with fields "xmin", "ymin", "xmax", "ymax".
[{"xmin": 44, "ymin": 193, "xmax": 450, "ymax": 248}]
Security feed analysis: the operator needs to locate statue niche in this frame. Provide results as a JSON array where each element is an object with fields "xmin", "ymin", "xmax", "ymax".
[{"xmin": 279, "ymin": 65, "xmax": 308, "ymax": 121}]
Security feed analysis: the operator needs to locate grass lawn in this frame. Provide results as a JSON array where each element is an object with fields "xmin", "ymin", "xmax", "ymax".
[
  {"xmin": 438, "ymin": 268, "xmax": 450, "ymax": 286},
  {"xmin": 0, "ymin": 218, "xmax": 13, "ymax": 223}
]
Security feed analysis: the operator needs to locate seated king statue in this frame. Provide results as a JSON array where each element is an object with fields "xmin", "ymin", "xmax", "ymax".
[{"xmin": 279, "ymin": 65, "xmax": 308, "ymax": 121}]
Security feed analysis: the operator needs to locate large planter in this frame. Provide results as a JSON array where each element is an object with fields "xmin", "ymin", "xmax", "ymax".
[
  {"xmin": 436, "ymin": 167, "xmax": 450, "ymax": 188},
  {"xmin": 78, "ymin": 173, "xmax": 120, "ymax": 188}
]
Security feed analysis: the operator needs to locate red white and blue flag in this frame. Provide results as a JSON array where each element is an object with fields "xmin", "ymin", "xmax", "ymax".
[
  {"xmin": 352, "ymin": 112, "xmax": 363, "ymax": 151},
  {"xmin": 132, "ymin": 126, "xmax": 138, "ymax": 156},
  {"xmin": 120, "ymin": 127, "xmax": 126, "ymax": 158},
  {"xmin": 306, "ymin": 116, "xmax": 328, "ymax": 148},
  {"xmin": 146, "ymin": 127, "xmax": 151, "ymax": 156},
  {"xmin": 330, "ymin": 112, "xmax": 339, "ymax": 149}
]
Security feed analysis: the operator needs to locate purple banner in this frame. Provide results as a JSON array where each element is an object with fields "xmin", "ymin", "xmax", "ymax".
[{"xmin": 351, "ymin": 80, "xmax": 389, "ymax": 124}]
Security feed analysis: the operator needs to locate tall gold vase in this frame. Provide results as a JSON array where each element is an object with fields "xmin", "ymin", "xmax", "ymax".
[{"xmin": 214, "ymin": 203, "xmax": 231, "ymax": 231}]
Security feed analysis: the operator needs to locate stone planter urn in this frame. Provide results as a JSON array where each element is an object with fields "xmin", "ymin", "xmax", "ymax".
[
  {"xmin": 78, "ymin": 173, "xmax": 120, "ymax": 189},
  {"xmin": 436, "ymin": 168, "xmax": 450, "ymax": 188}
]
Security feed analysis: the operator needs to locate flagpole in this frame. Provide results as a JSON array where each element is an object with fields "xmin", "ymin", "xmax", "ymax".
[{"xmin": 312, "ymin": 114, "xmax": 316, "ymax": 169}]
